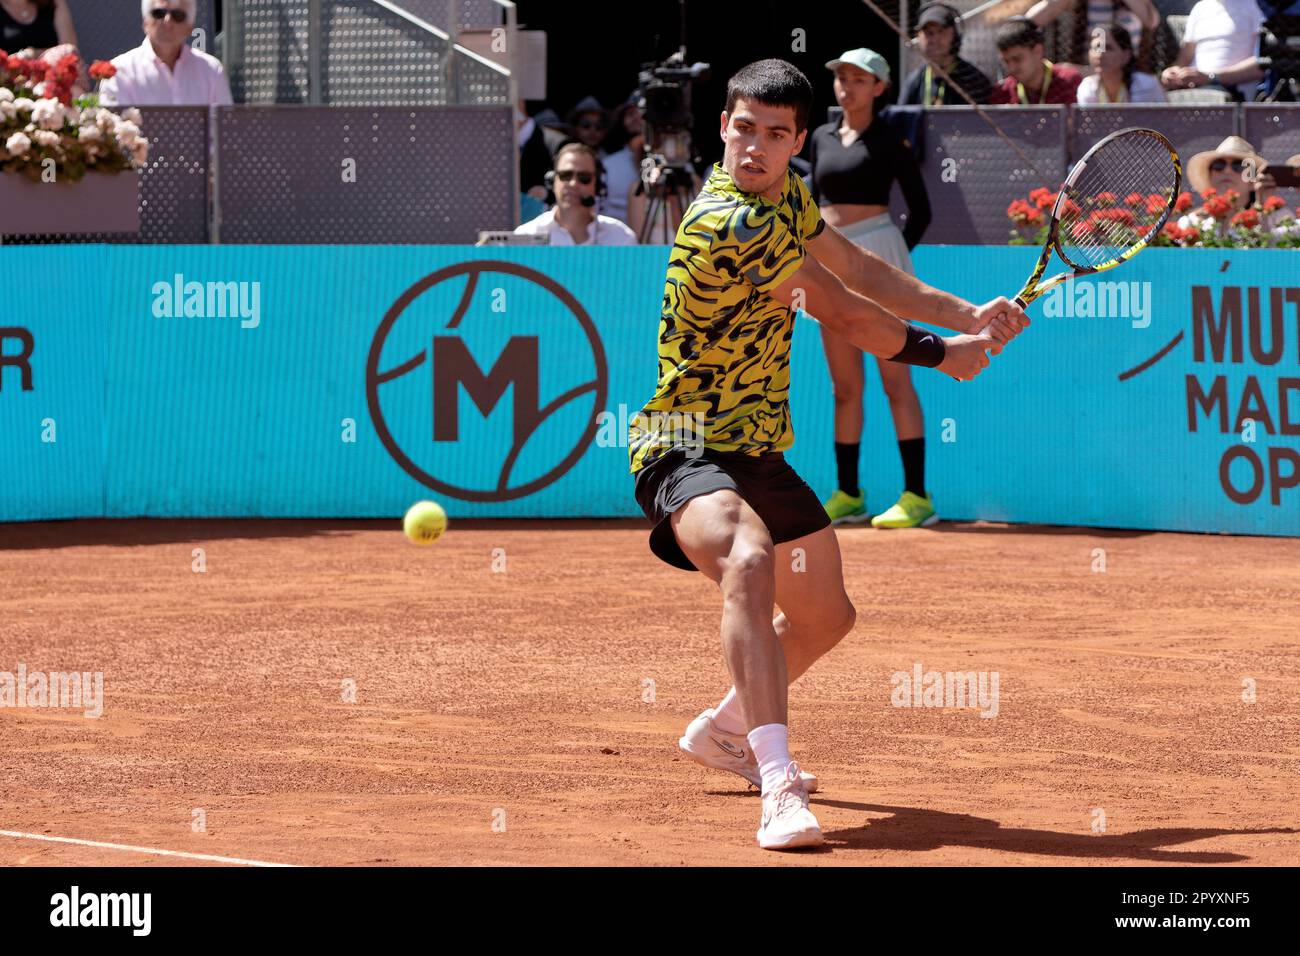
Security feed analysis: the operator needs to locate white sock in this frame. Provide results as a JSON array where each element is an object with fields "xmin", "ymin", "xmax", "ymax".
[
  {"xmin": 711, "ymin": 687, "xmax": 746, "ymax": 735},
  {"xmin": 747, "ymin": 723, "xmax": 792, "ymax": 794}
]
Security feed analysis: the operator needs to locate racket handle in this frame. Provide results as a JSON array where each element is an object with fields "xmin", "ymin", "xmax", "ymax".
[{"xmin": 1012, "ymin": 294, "xmax": 1028, "ymax": 309}]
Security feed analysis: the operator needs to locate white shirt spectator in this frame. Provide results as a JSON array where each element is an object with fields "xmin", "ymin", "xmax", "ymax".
[
  {"xmin": 1185, "ymin": 0, "xmax": 1265, "ymax": 97},
  {"xmin": 1077, "ymin": 71, "xmax": 1167, "ymax": 103},
  {"xmin": 99, "ymin": 37, "xmax": 233, "ymax": 106},
  {"xmin": 514, "ymin": 209, "xmax": 637, "ymax": 246},
  {"xmin": 601, "ymin": 146, "xmax": 641, "ymax": 225}
]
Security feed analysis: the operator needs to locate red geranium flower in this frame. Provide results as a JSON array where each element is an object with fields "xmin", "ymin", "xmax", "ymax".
[
  {"xmin": 1124, "ymin": 192, "xmax": 1143, "ymax": 207},
  {"xmin": 1096, "ymin": 191, "xmax": 1117, "ymax": 205},
  {"xmin": 89, "ymin": 60, "xmax": 116, "ymax": 80},
  {"xmin": 1263, "ymin": 195, "xmax": 1286, "ymax": 213},
  {"xmin": 1145, "ymin": 194, "xmax": 1167, "ymax": 215},
  {"xmin": 1200, "ymin": 187, "xmax": 1218, "ymax": 201},
  {"xmin": 1231, "ymin": 209, "xmax": 1260, "ymax": 229},
  {"xmin": 1029, "ymin": 186, "xmax": 1055, "ymax": 209},
  {"xmin": 1174, "ymin": 192, "xmax": 1193, "ymax": 212}
]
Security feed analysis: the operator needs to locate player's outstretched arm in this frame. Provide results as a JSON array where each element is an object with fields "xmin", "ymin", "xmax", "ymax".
[
  {"xmin": 770, "ymin": 255, "xmax": 994, "ymax": 382},
  {"xmin": 805, "ymin": 223, "xmax": 1029, "ymax": 343}
]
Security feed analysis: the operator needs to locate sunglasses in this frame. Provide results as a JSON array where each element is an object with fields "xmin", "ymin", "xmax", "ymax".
[
  {"xmin": 1209, "ymin": 158, "xmax": 1246, "ymax": 174},
  {"xmin": 555, "ymin": 170, "xmax": 594, "ymax": 184},
  {"xmin": 149, "ymin": 8, "xmax": 190, "ymax": 23}
]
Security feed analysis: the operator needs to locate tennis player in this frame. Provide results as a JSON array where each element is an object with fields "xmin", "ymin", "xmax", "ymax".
[{"xmin": 627, "ymin": 59, "xmax": 1028, "ymax": 850}]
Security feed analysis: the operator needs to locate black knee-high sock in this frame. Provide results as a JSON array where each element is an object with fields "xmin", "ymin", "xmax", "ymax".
[
  {"xmin": 899, "ymin": 438, "xmax": 925, "ymax": 497},
  {"xmin": 834, "ymin": 442, "xmax": 860, "ymax": 497}
]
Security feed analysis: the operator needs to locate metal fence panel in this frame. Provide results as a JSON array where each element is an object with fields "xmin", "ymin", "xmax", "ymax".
[
  {"xmin": 1, "ymin": 107, "xmax": 210, "ymax": 245},
  {"xmin": 891, "ymin": 106, "xmax": 1067, "ymax": 245},
  {"xmin": 228, "ymin": 0, "xmax": 313, "ymax": 103},
  {"xmin": 214, "ymin": 105, "xmax": 512, "ymax": 242},
  {"xmin": 1071, "ymin": 104, "xmax": 1237, "ymax": 175}
]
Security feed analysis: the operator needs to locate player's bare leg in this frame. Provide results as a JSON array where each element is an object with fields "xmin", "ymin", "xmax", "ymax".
[
  {"xmin": 671, "ymin": 489, "xmax": 823, "ymax": 849},
  {"xmin": 671, "ymin": 489, "xmax": 786, "ymax": 730}
]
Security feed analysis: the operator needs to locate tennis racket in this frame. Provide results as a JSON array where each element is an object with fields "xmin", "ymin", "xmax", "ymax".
[{"xmin": 1011, "ymin": 127, "xmax": 1182, "ymax": 308}]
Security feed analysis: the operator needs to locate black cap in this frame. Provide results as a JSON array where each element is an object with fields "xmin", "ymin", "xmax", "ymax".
[{"xmin": 917, "ymin": 3, "xmax": 958, "ymax": 29}]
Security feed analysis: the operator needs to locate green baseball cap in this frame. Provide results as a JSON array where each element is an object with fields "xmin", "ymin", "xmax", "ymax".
[{"xmin": 825, "ymin": 48, "xmax": 890, "ymax": 84}]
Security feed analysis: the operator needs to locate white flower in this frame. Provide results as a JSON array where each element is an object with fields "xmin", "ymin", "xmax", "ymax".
[
  {"xmin": 121, "ymin": 108, "xmax": 142, "ymax": 125},
  {"xmin": 0, "ymin": 101, "xmax": 15, "ymax": 121},
  {"xmin": 77, "ymin": 124, "xmax": 103, "ymax": 143},
  {"xmin": 5, "ymin": 131, "xmax": 32, "ymax": 156},
  {"xmin": 0, "ymin": 88, "xmax": 14, "ymax": 103},
  {"xmin": 13, "ymin": 97, "xmax": 35, "ymax": 113},
  {"xmin": 31, "ymin": 129, "xmax": 59, "ymax": 148},
  {"xmin": 96, "ymin": 108, "xmax": 115, "ymax": 130},
  {"xmin": 31, "ymin": 98, "xmax": 64, "ymax": 131},
  {"xmin": 129, "ymin": 138, "xmax": 149, "ymax": 166}
]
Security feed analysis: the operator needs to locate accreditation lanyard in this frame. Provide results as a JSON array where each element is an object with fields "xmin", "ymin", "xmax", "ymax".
[
  {"xmin": 1016, "ymin": 60, "xmax": 1054, "ymax": 105},
  {"xmin": 923, "ymin": 65, "xmax": 945, "ymax": 106}
]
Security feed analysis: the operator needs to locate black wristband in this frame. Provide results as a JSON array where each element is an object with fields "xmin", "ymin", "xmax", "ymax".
[{"xmin": 889, "ymin": 324, "xmax": 946, "ymax": 368}]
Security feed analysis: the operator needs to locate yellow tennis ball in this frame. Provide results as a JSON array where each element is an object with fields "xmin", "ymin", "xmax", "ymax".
[{"xmin": 403, "ymin": 500, "xmax": 447, "ymax": 545}]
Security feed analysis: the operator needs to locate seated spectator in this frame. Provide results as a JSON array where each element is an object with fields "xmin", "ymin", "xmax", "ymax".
[
  {"xmin": 532, "ymin": 108, "xmax": 570, "ymax": 155},
  {"xmin": 990, "ymin": 16, "xmax": 1083, "ymax": 104},
  {"xmin": 1177, "ymin": 136, "xmax": 1291, "ymax": 237},
  {"xmin": 1025, "ymin": 0, "xmax": 1160, "ymax": 62},
  {"xmin": 1077, "ymin": 22, "xmax": 1167, "ymax": 102},
  {"xmin": 516, "ymin": 100, "xmax": 552, "ymax": 202},
  {"xmin": 99, "ymin": 1, "xmax": 232, "ymax": 107},
  {"xmin": 898, "ymin": 3, "xmax": 994, "ymax": 105},
  {"xmin": 566, "ymin": 95, "xmax": 610, "ymax": 154},
  {"xmin": 601, "ymin": 93, "xmax": 644, "ymax": 226},
  {"xmin": 0, "ymin": 0, "xmax": 76, "ymax": 57},
  {"xmin": 515, "ymin": 143, "xmax": 636, "ymax": 246},
  {"xmin": 1161, "ymin": 0, "xmax": 1265, "ymax": 99}
]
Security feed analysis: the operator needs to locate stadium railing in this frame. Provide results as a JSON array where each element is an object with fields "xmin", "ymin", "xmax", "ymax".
[{"xmin": 2, "ymin": 105, "xmax": 1295, "ymax": 246}]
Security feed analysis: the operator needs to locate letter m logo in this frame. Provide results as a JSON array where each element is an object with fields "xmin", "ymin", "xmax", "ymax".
[{"xmin": 432, "ymin": 336, "xmax": 541, "ymax": 445}]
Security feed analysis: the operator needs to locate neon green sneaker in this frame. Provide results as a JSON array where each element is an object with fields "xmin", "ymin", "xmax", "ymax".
[
  {"xmin": 871, "ymin": 491, "xmax": 938, "ymax": 529},
  {"xmin": 823, "ymin": 488, "xmax": 869, "ymax": 525}
]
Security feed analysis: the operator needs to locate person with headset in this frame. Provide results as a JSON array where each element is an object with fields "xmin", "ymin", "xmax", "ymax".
[
  {"xmin": 514, "ymin": 142, "xmax": 637, "ymax": 246},
  {"xmin": 898, "ymin": 3, "xmax": 995, "ymax": 106}
]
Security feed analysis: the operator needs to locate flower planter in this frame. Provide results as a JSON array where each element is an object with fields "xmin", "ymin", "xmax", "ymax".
[{"xmin": 0, "ymin": 171, "xmax": 140, "ymax": 235}]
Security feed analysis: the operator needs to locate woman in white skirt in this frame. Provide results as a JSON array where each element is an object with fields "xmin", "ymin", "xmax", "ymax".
[{"xmin": 811, "ymin": 48, "xmax": 935, "ymax": 528}]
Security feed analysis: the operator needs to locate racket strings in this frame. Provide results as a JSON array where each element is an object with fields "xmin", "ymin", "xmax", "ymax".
[{"xmin": 1057, "ymin": 133, "xmax": 1178, "ymax": 270}]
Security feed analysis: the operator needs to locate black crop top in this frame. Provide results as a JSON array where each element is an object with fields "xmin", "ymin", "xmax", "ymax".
[
  {"xmin": 808, "ymin": 119, "xmax": 931, "ymax": 249},
  {"xmin": 0, "ymin": 4, "xmax": 59, "ymax": 52}
]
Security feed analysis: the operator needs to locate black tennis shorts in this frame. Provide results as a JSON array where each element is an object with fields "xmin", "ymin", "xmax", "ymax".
[{"xmin": 633, "ymin": 447, "xmax": 831, "ymax": 571}]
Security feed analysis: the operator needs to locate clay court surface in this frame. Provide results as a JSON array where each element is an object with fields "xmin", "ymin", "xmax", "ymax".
[{"xmin": 1, "ymin": 517, "xmax": 1297, "ymax": 867}]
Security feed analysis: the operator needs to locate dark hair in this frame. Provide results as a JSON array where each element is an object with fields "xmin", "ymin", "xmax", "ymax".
[
  {"xmin": 1090, "ymin": 21, "xmax": 1137, "ymax": 92},
  {"xmin": 725, "ymin": 59, "xmax": 813, "ymax": 133},
  {"xmin": 996, "ymin": 17, "xmax": 1044, "ymax": 52}
]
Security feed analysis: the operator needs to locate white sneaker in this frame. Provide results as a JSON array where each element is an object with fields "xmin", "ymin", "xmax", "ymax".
[
  {"xmin": 757, "ymin": 761, "xmax": 823, "ymax": 850},
  {"xmin": 678, "ymin": 709, "xmax": 819, "ymax": 794}
]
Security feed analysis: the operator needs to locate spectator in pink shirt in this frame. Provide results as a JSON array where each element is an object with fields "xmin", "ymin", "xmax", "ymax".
[{"xmin": 98, "ymin": 0, "xmax": 232, "ymax": 107}]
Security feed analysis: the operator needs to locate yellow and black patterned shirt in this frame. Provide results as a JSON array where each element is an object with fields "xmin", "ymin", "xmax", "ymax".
[{"xmin": 627, "ymin": 163, "xmax": 824, "ymax": 474}]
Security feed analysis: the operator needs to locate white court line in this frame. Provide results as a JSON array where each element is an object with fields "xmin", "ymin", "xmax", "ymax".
[{"xmin": 0, "ymin": 830, "xmax": 295, "ymax": 867}]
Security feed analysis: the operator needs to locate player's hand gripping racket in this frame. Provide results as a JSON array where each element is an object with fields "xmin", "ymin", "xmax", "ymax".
[{"xmin": 1012, "ymin": 127, "xmax": 1182, "ymax": 309}]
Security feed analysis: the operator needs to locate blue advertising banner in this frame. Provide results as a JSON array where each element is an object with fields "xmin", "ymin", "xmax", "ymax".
[{"xmin": 1, "ymin": 245, "xmax": 1296, "ymax": 535}]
